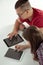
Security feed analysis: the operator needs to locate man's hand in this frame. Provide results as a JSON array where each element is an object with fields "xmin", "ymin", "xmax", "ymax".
[{"xmin": 8, "ymin": 31, "xmax": 18, "ymax": 40}]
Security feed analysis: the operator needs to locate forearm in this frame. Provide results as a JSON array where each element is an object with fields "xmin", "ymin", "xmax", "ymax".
[
  {"xmin": 13, "ymin": 20, "xmax": 21, "ymax": 32},
  {"xmin": 24, "ymin": 43, "xmax": 31, "ymax": 49}
]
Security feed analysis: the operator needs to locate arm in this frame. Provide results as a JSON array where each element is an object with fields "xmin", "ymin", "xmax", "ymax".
[
  {"xmin": 8, "ymin": 18, "xmax": 22, "ymax": 39},
  {"xmin": 15, "ymin": 42, "xmax": 31, "ymax": 51},
  {"xmin": 12, "ymin": 18, "xmax": 22, "ymax": 32}
]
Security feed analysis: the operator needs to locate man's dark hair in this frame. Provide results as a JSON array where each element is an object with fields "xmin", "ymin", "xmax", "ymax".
[{"xmin": 15, "ymin": 0, "xmax": 29, "ymax": 9}]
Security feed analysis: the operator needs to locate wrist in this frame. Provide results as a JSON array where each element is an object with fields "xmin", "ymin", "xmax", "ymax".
[
  {"xmin": 25, "ymin": 44, "xmax": 31, "ymax": 48},
  {"xmin": 23, "ymin": 44, "xmax": 30, "ymax": 49}
]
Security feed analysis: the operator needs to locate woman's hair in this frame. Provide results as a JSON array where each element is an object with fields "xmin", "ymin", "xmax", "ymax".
[{"xmin": 23, "ymin": 26, "xmax": 43, "ymax": 60}]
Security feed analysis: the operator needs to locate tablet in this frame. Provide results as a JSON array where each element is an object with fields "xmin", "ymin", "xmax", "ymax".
[
  {"xmin": 3, "ymin": 34, "xmax": 24, "ymax": 47},
  {"xmin": 5, "ymin": 48, "xmax": 23, "ymax": 60}
]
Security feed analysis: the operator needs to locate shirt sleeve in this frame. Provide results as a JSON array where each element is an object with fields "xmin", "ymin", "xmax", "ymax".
[
  {"xmin": 36, "ymin": 43, "xmax": 43, "ymax": 65},
  {"xmin": 34, "ymin": 15, "xmax": 43, "ymax": 28}
]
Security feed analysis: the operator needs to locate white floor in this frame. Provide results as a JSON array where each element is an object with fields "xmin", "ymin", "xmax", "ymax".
[
  {"xmin": 0, "ymin": 0, "xmax": 43, "ymax": 65},
  {"xmin": 0, "ymin": 24, "xmax": 39, "ymax": 65},
  {"xmin": 0, "ymin": 0, "xmax": 43, "ymax": 29}
]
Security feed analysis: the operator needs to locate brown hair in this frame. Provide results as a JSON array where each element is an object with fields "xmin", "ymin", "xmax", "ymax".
[{"xmin": 23, "ymin": 26, "xmax": 43, "ymax": 60}]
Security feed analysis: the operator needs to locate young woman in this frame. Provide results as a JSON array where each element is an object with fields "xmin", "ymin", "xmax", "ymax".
[{"xmin": 22, "ymin": 26, "xmax": 43, "ymax": 65}]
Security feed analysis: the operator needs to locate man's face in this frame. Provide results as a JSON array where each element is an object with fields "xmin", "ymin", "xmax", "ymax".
[{"xmin": 16, "ymin": 7, "xmax": 33, "ymax": 20}]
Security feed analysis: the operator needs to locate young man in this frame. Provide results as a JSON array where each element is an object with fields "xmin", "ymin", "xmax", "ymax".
[{"xmin": 8, "ymin": 0, "xmax": 43, "ymax": 51}]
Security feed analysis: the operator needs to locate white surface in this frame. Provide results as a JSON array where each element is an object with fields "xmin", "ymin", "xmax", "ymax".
[
  {"xmin": 0, "ymin": 25, "xmax": 39, "ymax": 65},
  {"xmin": 0, "ymin": 0, "xmax": 43, "ymax": 29},
  {"xmin": 0, "ymin": 0, "xmax": 43, "ymax": 64}
]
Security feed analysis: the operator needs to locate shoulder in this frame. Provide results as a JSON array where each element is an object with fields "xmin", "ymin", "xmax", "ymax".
[{"xmin": 33, "ymin": 8, "xmax": 43, "ymax": 17}]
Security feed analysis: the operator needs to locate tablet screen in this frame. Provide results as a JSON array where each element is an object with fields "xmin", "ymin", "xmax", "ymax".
[
  {"xmin": 5, "ymin": 48, "xmax": 23, "ymax": 60},
  {"xmin": 3, "ymin": 34, "xmax": 24, "ymax": 47}
]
